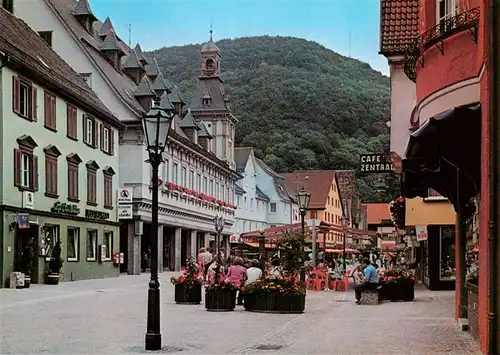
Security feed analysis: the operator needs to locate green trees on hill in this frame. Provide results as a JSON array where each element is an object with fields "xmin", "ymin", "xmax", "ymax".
[{"xmin": 148, "ymin": 35, "xmax": 398, "ymax": 202}]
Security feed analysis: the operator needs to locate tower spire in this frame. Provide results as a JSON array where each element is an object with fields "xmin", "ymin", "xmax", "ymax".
[{"xmin": 209, "ymin": 20, "xmax": 213, "ymax": 41}]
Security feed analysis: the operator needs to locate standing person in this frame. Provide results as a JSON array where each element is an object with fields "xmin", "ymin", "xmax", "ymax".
[
  {"xmin": 203, "ymin": 247, "xmax": 213, "ymax": 280},
  {"xmin": 227, "ymin": 257, "xmax": 247, "ymax": 305},
  {"xmin": 197, "ymin": 248, "xmax": 206, "ymax": 276},
  {"xmin": 354, "ymin": 258, "xmax": 380, "ymax": 304}
]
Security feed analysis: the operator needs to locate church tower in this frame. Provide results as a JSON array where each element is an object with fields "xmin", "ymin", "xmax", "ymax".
[{"xmin": 190, "ymin": 29, "xmax": 237, "ymax": 169}]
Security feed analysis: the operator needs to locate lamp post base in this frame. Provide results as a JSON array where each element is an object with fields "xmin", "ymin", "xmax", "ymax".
[{"xmin": 145, "ymin": 333, "xmax": 162, "ymax": 351}]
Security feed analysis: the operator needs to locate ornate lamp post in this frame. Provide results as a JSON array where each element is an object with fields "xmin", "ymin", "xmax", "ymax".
[
  {"xmin": 258, "ymin": 229, "xmax": 266, "ymax": 270},
  {"xmin": 143, "ymin": 96, "xmax": 173, "ymax": 351},
  {"xmin": 296, "ymin": 187, "xmax": 311, "ymax": 285},
  {"xmin": 341, "ymin": 216, "xmax": 348, "ymax": 272},
  {"xmin": 213, "ymin": 215, "xmax": 224, "ymax": 264}
]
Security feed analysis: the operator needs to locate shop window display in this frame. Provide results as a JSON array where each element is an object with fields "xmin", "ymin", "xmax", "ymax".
[{"xmin": 439, "ymin": 226, "xmax": 456, "ymax": 281}]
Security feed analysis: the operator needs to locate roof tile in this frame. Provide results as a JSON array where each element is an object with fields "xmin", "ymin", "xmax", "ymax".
[
  {"xmin": 379, "ymin": 0, "xmax": 419, "ymax": 55},
  {"xmin": 282, "ymin": 171, "xmax": 335, "ymax": 209}
]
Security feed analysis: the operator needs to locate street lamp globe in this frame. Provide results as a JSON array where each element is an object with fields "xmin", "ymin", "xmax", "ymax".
[
  {"xmin": 142, "ymin": 97, "xmax": 173, "ymax": 156},
  {"xmin": 296, "ymin": 187, "xmax": 311, "ymax": 211},
  {"xmin": 213, "ymin": 215, "xmax": 224, "ymax": 233}
]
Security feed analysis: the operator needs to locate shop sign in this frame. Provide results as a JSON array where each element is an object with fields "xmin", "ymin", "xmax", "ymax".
[
  {"xmin": 85, "ymin": 209, "xmax": 110, "ymax": 220},
  {"xmin": 359, "ymin": 154, "xmax": 393, "ymax": 173},
  {"xmin": 117, "ymin": 205, "xmax": 133, "ymax": 220},
  {"xmin": 230, "ymin": 234, "xmax": 242, "ymax": 244},
  {"xmin": 51, "ymin": 202, "xmax": 80, "ymax": 216},
  {"xmin": 416, "ymin": 225, "xmax": 428, "ymax": 242},
  {"xmin": 22, "ymin": 191, "xmax": 34, "ymax": 209},
  {"xmin": 117, "ymin": 188, "xmax": 132, "ymax": 204},
  {"xmin": 17, "ymin": 213, "xmax": 30, "ymax": 229}
]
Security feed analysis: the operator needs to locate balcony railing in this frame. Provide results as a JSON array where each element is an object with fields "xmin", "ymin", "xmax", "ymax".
[{"xmin": 404, "ymin": 7, "xmax": 480, "ymax": 82}]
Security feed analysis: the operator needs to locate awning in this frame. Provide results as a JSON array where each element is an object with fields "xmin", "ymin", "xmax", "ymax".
[{"xmin": 402, "ymin": 103, "xmax": 481, "ymax": 210}]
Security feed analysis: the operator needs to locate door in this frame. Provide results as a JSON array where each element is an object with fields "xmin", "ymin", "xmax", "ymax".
[{"xmin": 14, "ymin": 225, "xmax": 39, "ymax": 282}]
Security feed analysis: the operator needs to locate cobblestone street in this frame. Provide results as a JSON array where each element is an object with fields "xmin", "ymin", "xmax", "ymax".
[{"xmin": 0, "ymin": 274, "xmax": 480, "ymax": 355}]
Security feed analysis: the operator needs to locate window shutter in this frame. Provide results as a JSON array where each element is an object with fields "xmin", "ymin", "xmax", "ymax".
[
  {"xmin": 44, "ymin": 92, "xmax": 49, "ymax": 126},
  {"xmin": 33, "ymin": 155, "xmax": 39, "ymax": 191},
  {"xmin": 31, "ymin": 86, "xmax": 37, "ymax": 121},
  {"xmin": 93, "ymin": 119, "xmax": 98, "ymax": 147},
  {"xmin": 12, "ymin": 76, "xmax": 20, "ymax": 114},
  {"xmin": 66, "ymin": 104, "xmax": 72, "ymax": 137},
  {"xmin": 100, "ymin": 124, "xmax": 104, "ymax": 151},
  {"xmin": 51, "ymin": 95, "xmax": 56, "ymax": 129},
  {"xmin": 82, "ymin": 113, "xmax": 88, "ymax": 143},
  {"xmin": 110, "ymin": 129, "xmax": 115, "ymax": 155},
  {"xmin": 13, "ymin": 148, "xmax": 21, "ymax": 187}
]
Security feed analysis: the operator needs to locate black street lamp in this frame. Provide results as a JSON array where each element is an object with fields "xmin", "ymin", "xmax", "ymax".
[
  {"xmin": 341, "ymin": 216, "xmax": 348, "ymax": 272},
  {"xmin": 258, "ymin": 229, "xmax": 266, "ymax": 270},
  {"xmin": 296, "ymin": 187, "xmax": 311, "ymax": 285},
  {"xmin": 213, "ymin": 215, "xmax": 224, "ymax": 264},
  {"xmin": 143, "ymin": 96, "xmax": 173, "ymax": 351}
]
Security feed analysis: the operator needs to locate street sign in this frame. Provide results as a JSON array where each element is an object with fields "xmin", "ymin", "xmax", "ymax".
[{"xmin": 359, "ymin": 154, "xmax": 393, "ymax": 173}]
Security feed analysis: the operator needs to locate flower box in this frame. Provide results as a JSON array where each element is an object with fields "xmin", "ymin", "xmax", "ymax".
[
  {"xmin": 380, "ymin": 278, "xmax": 415, "ymax": 302},
  {"xmin": 244, "ymin": 293, "xmax": 305, "ymax": 313},
  {"xmin": 205, "ymin": 288, "xmax": 237, "ymax": 312},
  {"xmin": 174, "ymin": 283, "xmax": 202, "ymax": 304}
]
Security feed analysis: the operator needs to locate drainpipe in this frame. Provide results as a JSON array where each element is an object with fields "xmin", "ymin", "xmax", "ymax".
[{"xmin": 488, "ymin": 0, "xmax": 499, "ymax": 352}]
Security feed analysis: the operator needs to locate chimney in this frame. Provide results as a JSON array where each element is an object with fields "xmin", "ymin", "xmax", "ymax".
[{"xmin": 3, "ymin": 0, "xmax": 14, "ymax": 13}]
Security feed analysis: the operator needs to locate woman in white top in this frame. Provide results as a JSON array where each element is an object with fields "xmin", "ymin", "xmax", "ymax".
[{"xmin": 246, "ymin": 259, "xmax": 263, "ymax": 283}]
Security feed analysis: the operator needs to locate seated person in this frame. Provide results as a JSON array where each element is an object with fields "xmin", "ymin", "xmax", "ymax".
[{"xmin": 354, "ymin": 258, "xmax": 380, "ymax": 304}]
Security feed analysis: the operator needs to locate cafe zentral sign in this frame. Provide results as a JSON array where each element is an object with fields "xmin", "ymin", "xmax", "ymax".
[{"xmin": 359, "ymin": 154, "xmax": 393, "ymax": 173}]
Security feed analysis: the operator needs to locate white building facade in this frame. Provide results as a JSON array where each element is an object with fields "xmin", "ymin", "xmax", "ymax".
[{"xmin": 14, "ymin": 0, "xmax": 239, "ymax": 272}]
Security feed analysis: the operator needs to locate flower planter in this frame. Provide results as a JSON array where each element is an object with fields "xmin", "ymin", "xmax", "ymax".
[
  {"xmin": 398, "ymin": 278, "xmax": 415, "ymax": 301},
  {"xmin": 174, "ymin": 283, "xmax": 202, "ymax": 304},
  {"xmin": 243, "ymin": 293, "xmax": 256, "ymax": 311},
  {"xmin": 246, "ymin": 293, "xmax": 305, "ymax": 314},
  {"xmin": 205, "ymin": 288, "xmax": 236, "ymax": 311},
  {"xmin": 380, "ymin": 279, "xmax": 414, "ymax": 301},
  {"xmin": 46, "ymin": 273, "xmax": 60, "ymax": 285},
  {"xmin": 24, "ymin": 275, "xmax": 31, "ymax": 288}
]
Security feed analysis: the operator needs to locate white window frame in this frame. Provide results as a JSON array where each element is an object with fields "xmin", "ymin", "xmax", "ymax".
[
  {"xmin": 86, "ymin": 229, "xmax": 98, "ymax": 261},
  {"xmin": 44, "ymin": 225, "xmax": 60, "ymax": 261},
  {"xmin": 19, "ymin": 81, "xmax": 30, "ymax": 117},
  {"xmin": 103, "ymin": 127, "xmax": 110, "ymax": 153},
  {"xmin": 172, "ymin": 163, "xmax": 178, "ymax": 184},
  {"xmin": 203, "ymin": 176, "xmax": 208, "ymax": 193},
  {"xmin": 163, "ymin": 159, "xmax": 169, "ymax": 181},
  {"xmin": 181, "ymin": 167, "xmax": 187, "ymax": 187},
  {"xmin": 67, "ymin": 227, "xmax": 80, "ymax": 261},
  {"xmin": 437, "ymin": 0, "xmax": 460, "ymax": 30},
  {"xmin": 20, "ymin": 152, "xmax": 31, "ymax": 188},
  {"xmin": 103, "ymin": 231, "xmax": 113, "ymax": 260},
  {"xmin": 86, "ymin": 117, "xmax": 93, "ymax": 145},
  {"xmin": 189, "ymin": 170, "xmax": 194, "ymax": 189},
  {"xmin": 270, "ymin": 203, "xmax": 277, "ymax": 213}
]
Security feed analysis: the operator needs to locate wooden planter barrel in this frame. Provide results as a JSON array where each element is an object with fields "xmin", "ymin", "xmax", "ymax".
[
  {"xmin": 46, "ymin": 273, "xmax": 60, "ymax": 285},
  {"xmin": 174, "ymin": 283, "xmax": 202, "ymax": 304},
  {"xmin": 245, "ymin": 293, "xmax": 305, "ymax": 314},
  {"xmin": 205, "ymin": 288, "xmax": 236, "ymax": 311}
]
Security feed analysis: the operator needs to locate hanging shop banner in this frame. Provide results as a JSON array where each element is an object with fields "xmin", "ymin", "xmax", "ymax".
[
  {"xmin": 230, "ymin": 234, "xmax": 242, "ymax": 244},
  {"xmin": 416, "ymin": 225, "xmax": 428, "ymax": 242},
  {"xmin": 359, "ymin": 154, "xmax": 393, "ymax": 173}
]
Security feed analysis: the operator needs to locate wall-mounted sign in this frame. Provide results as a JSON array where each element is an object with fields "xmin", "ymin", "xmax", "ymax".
[
  {"xmin": 118, "ymin": 205, "xmax": 133, "ymax": 220},
  {"xmin": 51, "ymin": 202, "xmax": 80, "ymax": 216},
  {"xmin": 22, "ymin": 191, "xmax": 34, "ymax": 209},
  {"xmin": 85, "ymin": 209, "xmax": 110, "ymax": 220},
  {"xmin": 17, "ymin": 213, "xmax": 30, "ymax": 229},
  {"xmin": 359, "ymin": 154, "xmax": 393, "ymax": 173},
  {"xmin": 117, "ymin": 188, "xmax": 132, "ymax": 204},
  {"xmin": 416, "ymin": 225, "xmax": 428, "ymax": 242},
  {"xmin": 230, "ymin": 234, "xmax": 242, "ymax": 244}
]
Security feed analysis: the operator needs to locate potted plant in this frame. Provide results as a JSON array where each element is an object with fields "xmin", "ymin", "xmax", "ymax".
[
  {"xmin": 46, "ymin": 240, "xmax": 63, "ymax": 285},
  {"xmin": 243, "ymin": 231, "xmax": 306, "ymax": 314},
  {"xmin": 205, "ymin": 263, "xmax": 238, "ymax": 312},
  {"xmin": 171, "ymin": 256, "xmax": 203, "ymax": 304},
  {"xmin": 20, "ymin": 237, "xmax": 37, "ymax": 288}
]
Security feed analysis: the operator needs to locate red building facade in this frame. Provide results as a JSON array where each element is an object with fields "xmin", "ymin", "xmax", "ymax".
[{"xmin": 380, "ymin": 0, "xmax": 498, "ymax": 353}]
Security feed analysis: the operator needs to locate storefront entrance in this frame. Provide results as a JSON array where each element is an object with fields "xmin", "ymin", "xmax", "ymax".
[{"xmin": 14, "ymin": 225, "xmax": 40, "ymax": 283}]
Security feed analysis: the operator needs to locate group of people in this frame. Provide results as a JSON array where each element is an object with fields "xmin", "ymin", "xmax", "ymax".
[{"xmin": 197, "ymin": 247, "xmax": 271, "ymax": 305}]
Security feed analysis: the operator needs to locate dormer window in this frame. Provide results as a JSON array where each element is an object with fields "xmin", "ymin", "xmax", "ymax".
[{"xmin": 203, "ymin": 97, "xmax": 211, "ymax": 106}]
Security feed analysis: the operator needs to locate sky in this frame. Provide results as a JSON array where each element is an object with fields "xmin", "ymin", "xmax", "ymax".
[{"xmin": 91, "ymin": 0, "xmax": 389, "ymax": 75}]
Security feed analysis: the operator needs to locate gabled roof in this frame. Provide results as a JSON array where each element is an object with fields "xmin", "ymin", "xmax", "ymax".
[
  {"xmin": 159, "ymin": 92, "xmax": 174, "ymax": 111},
  {"xmin": 146, "ymin": 57, "xmax": 161, "ymax": 78},
  {"xmin": 379, "ymin": 0, "xmax": 419, "ymax": 55},
  {"xmin": 100, "ymin": 30, "xmax": 122, "ymax": 52},
  {"xmin": 0, "ymin": 7, "xmax": 122, "ymax": 128},
  {"xmin": 190, "ymin": 76, "xmax": 228, "ymax": 112},
  {"xmin": 133, "ymin": 75, "xmax": 155, "ymax": 97},
  {"xmin": 169, "ymin": 85, "xmax": 184, "ymax": 104},
  {"xmin": 152, "ymin": 71, "xmax": 170, "ymax": 93},
  {"xmin": 234, "ymin": 147, "xmax": 253, "ymax": 171},
  {"xmin": 98, "ymin": 16, "xmax": 114, "ymax": 37},
  {"xmin": 197, "ymin": 121, "xmax": 212, "ymax": 139},
  {"xmin": 123, "ymin": 49, "xmax": 143, "ymax": 70},
  {"xmin": 179, "ymin": 109, "xmax": 200, "ymax": 129},
  {"xmin": 335, "ymin": 170, "xmax": 358, "ymax": 200},
  {"xmin": 256, "ymin": 186, "xmax": 270, "ymax": 201},
  {"xmin": 72, "ymin": 0, "xmax": 96, "ymax": 20},
  {"xmin": 282, "ymin": 171, "xmax": 336, "ymax": 210},
  {"xmin": 254, "ymin": 158, "xmax": 295, "ymax": 203},
  {"xmin": 134, "ymin": 43, "xmax": 148, "ymax": 64},
  {"xmin": 363, "ymin": 203, "xmax": 391, "ymax": 225},
  {"xmin": 255, "ymin": 158, "xmax": 283, "ymax": 179}
]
